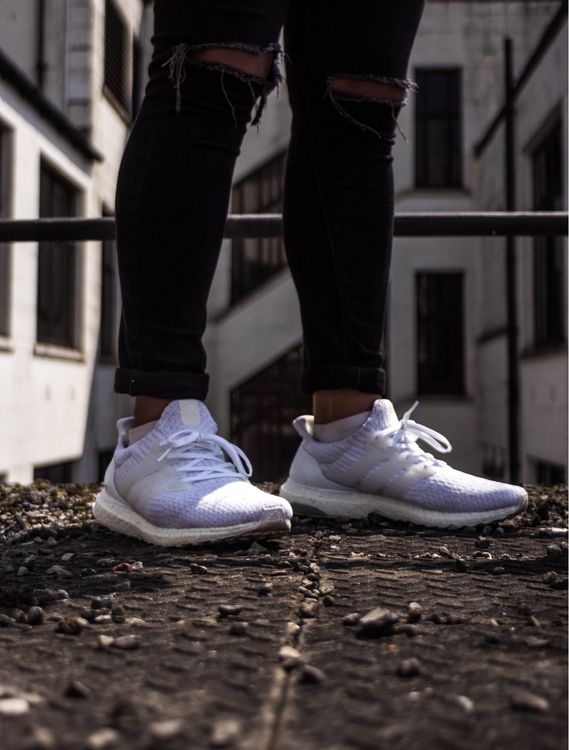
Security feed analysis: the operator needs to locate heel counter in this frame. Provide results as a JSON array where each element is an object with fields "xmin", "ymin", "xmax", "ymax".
[{"xmin": 288, "ymin": 442, "xmax": 347, "ymax": 491}]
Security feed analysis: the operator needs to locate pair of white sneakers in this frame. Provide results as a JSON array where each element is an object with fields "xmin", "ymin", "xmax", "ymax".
[{"xmin": 92, "ymin": 398, "xmax": 528, "ymax": 546}]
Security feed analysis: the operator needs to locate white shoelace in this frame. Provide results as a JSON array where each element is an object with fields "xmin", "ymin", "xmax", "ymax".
[
  {"xmin": 157, "ymin": 428, "xmax": 253, "ymax": 482},
  {"xmin": 372, "ymin": 400, "xmax": 452, "ymax": 467}
]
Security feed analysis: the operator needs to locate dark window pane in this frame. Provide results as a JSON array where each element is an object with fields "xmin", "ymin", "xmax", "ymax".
[
  {"xmin": 231, "ymin": 150, "xmax": 288, "ymax": 304},
  {"xmin": 104, "ymin": 0, "xmax": 130, "ymax": 112},
  {"xmin": 33, "ymin": 461, "xmax": 74, "ymax": 483},
  {"xmin": 37, "ymin": 162, "xmax": 79, "ymax": 347},
  {"xmin": 532, "ymin": 119, "xmax": 565, "ymax": 347},
  {"xmin": 231, "ymin": 345, "xmax": 311, "ymax": 483},
  {"xmin": 415, "ymin": 69, "xmax": 462, "ymax": 188},
  {"xmin": 416, "ymin": 272, "xmax": 464, "ymax": 394}
]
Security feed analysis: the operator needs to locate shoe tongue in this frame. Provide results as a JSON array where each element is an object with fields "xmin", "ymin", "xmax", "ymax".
[
  {"xmin": 367, "ymin": 399, "xmax": 399, "ymax": 431},
  {"xmin": 157, "ymin": 399, "xmax": 217, "ymax": 435}
]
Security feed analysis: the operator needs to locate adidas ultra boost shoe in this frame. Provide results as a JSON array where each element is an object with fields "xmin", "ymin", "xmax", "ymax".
[
  {"xmin": 93, "ymin": 399, "xmax": 293, "ymax": 546},
  {"xmin": 280, "ymin": 399, "xmax": 527, "ymax": 528}
]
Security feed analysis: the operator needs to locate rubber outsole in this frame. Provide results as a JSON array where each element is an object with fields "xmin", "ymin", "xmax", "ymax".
[
  {"xmin": 279, "ymin": 478, "xmax": 528, "ymax": 529},
  {"xmin": 92, "ymin": 488, "xmax": 291, "ymax": 547}
]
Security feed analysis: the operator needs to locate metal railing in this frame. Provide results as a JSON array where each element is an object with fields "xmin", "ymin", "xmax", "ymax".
[{"xmin": 0, "ymin": 211, "xmax": 566, "ymax": 241}]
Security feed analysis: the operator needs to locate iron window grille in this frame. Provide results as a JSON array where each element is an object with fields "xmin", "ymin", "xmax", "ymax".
[
  {"xmin": 416, "ymin": 271, "xmax": 465, "ymax": 395},
  {"xmin": 37, "ymin": 161, "xmax": 79, "ymax": 347},
  {"xmin": 104, "ymin": 0, "xmax": 130, "ymax": 115},
  {"xmin": 415, "ymin": 68, "xmax": 462, "ymax": 188}
]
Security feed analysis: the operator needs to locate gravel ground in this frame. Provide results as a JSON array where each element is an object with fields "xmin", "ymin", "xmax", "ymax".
[{"xmin": 0, "ymin": 481, "xmax": 566, "ymax": 750}]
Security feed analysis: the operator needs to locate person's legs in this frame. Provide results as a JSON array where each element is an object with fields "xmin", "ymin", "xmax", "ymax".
[
  {"xmin": 279, "ymin": 1, "xmax": 528, "ymax": 526},
  {"xmin": 95, "ymin": 0, "xmax": 294, "ymax": 546},
  {"xmin": 282, "ymin": 0, "xmax": 425, "ymax": 421}
]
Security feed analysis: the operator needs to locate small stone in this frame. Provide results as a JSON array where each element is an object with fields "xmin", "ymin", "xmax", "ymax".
[
  {"xmin": 26, "ymin": 727, "xmax": 55, "ymax": 749},
  {"xmin": 26, "ymin": 606, "xmax": 45, "ymax": 626},
  {"xmin": 8, "ymin": 608, "xmax": 26, "ymax": 623},
  {"xmin": 453, "ymin": 559, "xmax": 467, "ymax": 572},
  {"xmin": 300, "ymin": 601, "xmax": 318, "ymax": 618},
  {"xmin": 407, "ymin": 602, "xmax": 423, "ymax": 623},
  {"xmin": 46, "ymin": 565, "xmax": 72, "ymax": 578},
  {"xmin": 111, "ymin": 606, "xmax": 126, "ymax": 624},
  {"xmin": 511, "ymin": 691, "xmax": 550, "ymax": 713},
  {"xmin": 97, "ymin": 635, "xmax": 115, "ymax": 649},
  {"xmin": 0, "ymin": 614, "xmax": 15, "ymax": 627},
  {"xmin": 91, "ymin": 595, "xmax": 114, "ymax": 610},
  {"xmin": 65, "ymin": 680, "xmax": 91, "ymax": 699},
  {"xmin": 93, "ymin": 614, "xmax": 112, "ymax": 624},
  {"xmin": 56, "ymin": 617, "xmax": 85, "ymax": 635},
  {"xmin": 473, "ymin": 551, "xmax": 493, "ymax": 559},
  {"xmin": 322, "ymin": 595, "xmax": 335, "ymax": 607},
  {"xmin": 34, "ymin": 589, "xmax": 69, "ymax": 604},
  {"xmin": 493, "ymin": 566, "xmax": 506, "ymax": 575},
  {"xmin": 320, "ymin": 583, "xmax": 335, "ymax": 596},
  {"xmin": 475, "ymin": 537, "xmax": 491, "ymax": 549},
  {"xmin": 17, "ymin": 566, "xmax": 29, "ymax": 577},
  {"xmin": 397, "ymin": 658, "xmax": 421, "ymax": 677},
  {"xmin": 528, "ymin": 616, "xmax": 541, "ymax": 628},
  {"xmin": 526, "ymin": 636, "xmax": 550, "ymax": 648},
  {"xmin": 342, "ymin": 613, "xmax": 360, "ymax": 626},
  {"xmin": 438, "ymin": 546, "xmax": 451, "ymax": 557},
  {"xmin": 112, "ymin": 635, "xmax": 140, "ymax": 651},
  {"xmin": 218, "ymin": 605, "xmax": 243, "ymax": 618},
  {"xmin": 210, "ymin": 718, "xmax": 241, "ymax": 748},
  {"xmin": 286, "ymin": 622, "xmax": 300, "ymax": 639},
  {"xmin": 394, "ymin": 623, "xmax": 419, "ymax": 637},
  {"xmin": 279, "ymin": 645, "xmax": 303, "ymax": 670},
  {"xmin": 149, "ymin": 719, "xmax": 184, "ymax": 741},
  {"xmin": 455, "ymin": 695, "xmax": 474, "ymax": 713},
  {"xmin": 546, "ymin": 544, "xmax": 564, "ymax": 559},
  {"xmin": 61, "ymin": 553, "xmax": 74, "ymax": 562},
  {"xmin": 543, "ymin": 571, "xmax": 559, "ymax": 585},
  {"xmin": 0, "ymin": 697, "xmax": 29, "ymax": 716},
  {"xmin": 299, "ymin": 665, "xmax": 326, "ymax": 684},
  {"xmin": 228, "ymin": 622, "xmax": 249, "ymax": 637},
  {"xmin": 114, "ymin": 581, "xmax": 131, "ymax": 592},
  {"xmin": 257, "ymin": 583, "xmax": 273, "ymax": 596},
  {"xmin": 86, "ymin": 728, "xmax": 120, "ymax": 749},
  {"xmin": 189, "ymin": 563, "xmax": 209, "ymax": 575},
  {"xmin": 357, "ymin": 608, "xmax": 399, "ymax": 637}
]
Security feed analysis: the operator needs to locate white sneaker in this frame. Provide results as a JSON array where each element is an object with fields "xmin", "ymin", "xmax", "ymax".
[
  {"xmin": 279, "ymin": 399, "xmax": 528, "ymax": 529},
  {"xmin": 93, "ymin": 399, "xmax": 293, "ymax": 546}
]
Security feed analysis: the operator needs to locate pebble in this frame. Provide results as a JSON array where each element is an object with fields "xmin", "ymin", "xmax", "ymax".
[
  {"xmin": 111, "ymin": 606, "xmax": 126, "ymax": 624},
  {"xmin": 17, "ymin": 566, "xmax": 29, "ymax": 577},
  {"xmin": 320, "ymin": 583, "xmax": 335, "ymax": 596},
  {"xmin": 257, "ymin": 583, "xmax": 273, "ymax": 596},
  {"xmin": 61, "ymin": 553, "xmax": 74, "ymax": 562},
  {"xmin": 299, "ymin": 665, "xmax": 326, "ymax": 684},
  {"xmin": 475, "ymin": 537, "xmax": 491, "ymax": 549},
  {"xmin": 189, "ymin": 563, "xmax": 209, "ymax": 575},
  {"xmin": 397, "ymin": 658, "xmax": 421, "ymax": 677},
  {"xmin": 210, "ymin": 718, "xmax": 241, "ymax": 748},
  {"xmin": 300, "ymin": 601, "xmax": 318, "ymax": 618},
  {"xmin": 453, "ymin": 559, "xmax": 467, "ymax": 572},
  {"xmin": 493, "ymin": 566, "xmax": 506, "ymax": 575},
  {"xmin": 526, "ymin": 636, "xmax": 550, "ymax": 648},
  {"xmin": 407, "ymin": 602, "xmax": 423, "ymax": 623},
  {"xmin": 112, "ymin": 635, "xmax": 140, "ymax": 651},
  {"xmin": 56, "ymin": 617, "xmax": 85, "ymax": 635},
  {"xmin": 218, "ymin": 605, "xmax": 243, "ymax": 618},
  {"xmin": 46, "ymin": 565, "xmax": 72, "ymax": 578},
  {"xmin": 0, "ymin": 696, "xmax": 30, "ymax": 716},
  {"xmin": 93, "ymin": 614, "xmax": 112, "ymax": 624},
  {"xmin": 86, "ymin": 728, "xmax": 120, "ymax": 749},
  {"xmin": 27, "ymin": 606, "xmax": 45, "ymax": 626},
  {"xmin": 0, "ymin": 614, "xmax": 16, "ymax": 627},
  {"xmin": 438, "ymin": 546, "xmax": 451, "ymax": 557},
  {"xmin": 9, "ymin": 608, "xmax": 26, "ymax": 623},
  {"xmin": 322, "ymin": 595, "xmax": 335, "ymax": 607},
  {"xmin": 454, "ymin": 695, "xmax": 474, "ymax": 713},
  {"xmin": 149, "ymin": 719, "xmax": 184, "ymax": 741},
  {"xmin": 357, "ymin": 608, "xmax": 399, "ymax": 637},
  {"xmin": 511, "ymin": 691, "xmax": 550, "ymax": 713},
  {"xmin": 26, "ymin": 727, "xmax": 56, "ymax": 749},
  {"xmin": 65, "ymin": 680, "xmax": 91, "ymax": 699},
  {"xmin": 342, "ymin": 613, "xmax": 360, "ymax": 626},
  {"xmin": 33, "ymin": 589, "xmax": 69, "ymax": 604},
  {"xmin": 430, "ymin": 612, "xmax": 465, "ymax": 625},
  {"xmin": 473, "ymin": 551, "xmax": 493, "ymax": 560},
  {"xmin": 97, "ymin": 635, "xmax": 115, "ymax": 649},
  {"xmin": 528, "ymin": 615, "xmax": 541, "ymax": 628},
  {"xmin": 286, "ymin": 622, "xmax": 300, "ymax": 639},
  {"xmin": 91, "ymin": 595, "xmax": 114, "ymax": 610},
  {"xmin": 228, "ymin": 622, "xmax": 249, "ymax": 637},
  {"xmin": 114, "ymin": 581, "xmax": 131, "ymax": 592},
  {"xmin": 279, "ymin": 645, "xmax": 303, "ymax": 670},
  {"xmin": 546, "ymin": 544, "xmax": 564, "ymax": 559}
]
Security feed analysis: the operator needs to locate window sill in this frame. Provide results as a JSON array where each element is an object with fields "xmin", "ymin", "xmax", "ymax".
[
  {"xmin": 0, "ymin": 335, "xmax": 14, "ymax": 353},
  {"xmin": 34, "ymin": 342, "xmax": 85, "ymax": 362},
  {"xmin": 520, "ymin": 343, "xmax": 567, "ymax": 361},
  {"xmin": 102, "ymin": 84, "xmax": 132, "ymax": 126}
]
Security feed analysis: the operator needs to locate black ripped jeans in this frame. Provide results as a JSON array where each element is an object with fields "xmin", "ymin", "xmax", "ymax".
[{"xmin": 114, "ymin": 0, "xmax": 426, "ymax": 400}]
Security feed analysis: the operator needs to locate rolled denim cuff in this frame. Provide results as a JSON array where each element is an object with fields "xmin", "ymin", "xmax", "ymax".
[
  {"xmin": 301, "ymin": 365, "xmax": 386, "ymax": 396},
  {"xmin": 114, "ymin": 367, "xmax": 209, "ymax": 400}
]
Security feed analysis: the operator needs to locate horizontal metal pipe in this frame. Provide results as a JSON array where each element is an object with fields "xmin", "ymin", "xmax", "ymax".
[{"xmin": 0, "ymin": 212, "xmax": 566, "ymax": 242}]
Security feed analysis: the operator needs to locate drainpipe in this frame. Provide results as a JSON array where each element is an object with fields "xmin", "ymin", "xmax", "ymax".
[
  {"xmin": 36, "ymin": 0, "xmax": 47, "ymax": 89},
  {"xmin": 504, "ymin": 37, "xmax": 520, "ymax": 484}
]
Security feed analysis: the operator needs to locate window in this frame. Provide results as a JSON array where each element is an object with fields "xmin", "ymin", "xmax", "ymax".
[
  {"xmin": 415, "ymin": 68, "xmax": 462, "ymax": 188},
  {"xmin": 532, "ymin": 119, "xmax": 565, "ymax": 347},
  {"xmin": 416, "ymin": 272, "xmax": 464, "ymax": 394},
  {"xmin": 37, "ymin": 161, "xmax": 80, "ymax": 347},
  {"xmin": 231, "ymin": 151, "xmax": 288, "ymax": 304},
  {"xmin": 132, "ymin": 35, "xmax": 143, "ymax": 118},
  {"xmin": 0, "ymin": 123, "xmax": 12, "ymax": 336},
  {"xmin": 98, "ymin": 207, "xmax": 118, "ymax": 362},
  {"xmin": 534, "ymin": 459, "xmax": 566, "ymax": 485},
  {"xmin": 33, "ymin": 460, "xmax": 74, "ymax": 483},
  {"xmin": 104, "ymin": 0, "xmax": 130, "ymax": 113},
  {"xmin": 231, "ymin": 345, "xmax": 311, "ymax": 483}
]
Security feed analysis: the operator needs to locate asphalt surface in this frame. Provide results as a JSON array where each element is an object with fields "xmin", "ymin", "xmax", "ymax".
[{"xmin": 0, "ymin": 481, "xmax": 566, "ymax": 750}]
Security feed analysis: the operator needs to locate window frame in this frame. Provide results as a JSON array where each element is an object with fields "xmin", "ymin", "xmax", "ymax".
[
  {"xmin": 0, "ymin": 120, "xmax": 14, "ymax": 339},
  {"xmin": 103, "ymin": 0, "xmax": 132, "ymax": 122}
]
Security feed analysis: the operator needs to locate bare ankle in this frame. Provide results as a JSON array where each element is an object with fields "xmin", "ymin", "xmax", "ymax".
[
  {"xmin": 132, "ymin": 396, "xmax": 172, "ymax": 427},
  {"xmin": 313, "ymin": 389, "xmax": 382, "ymax": 424}
]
